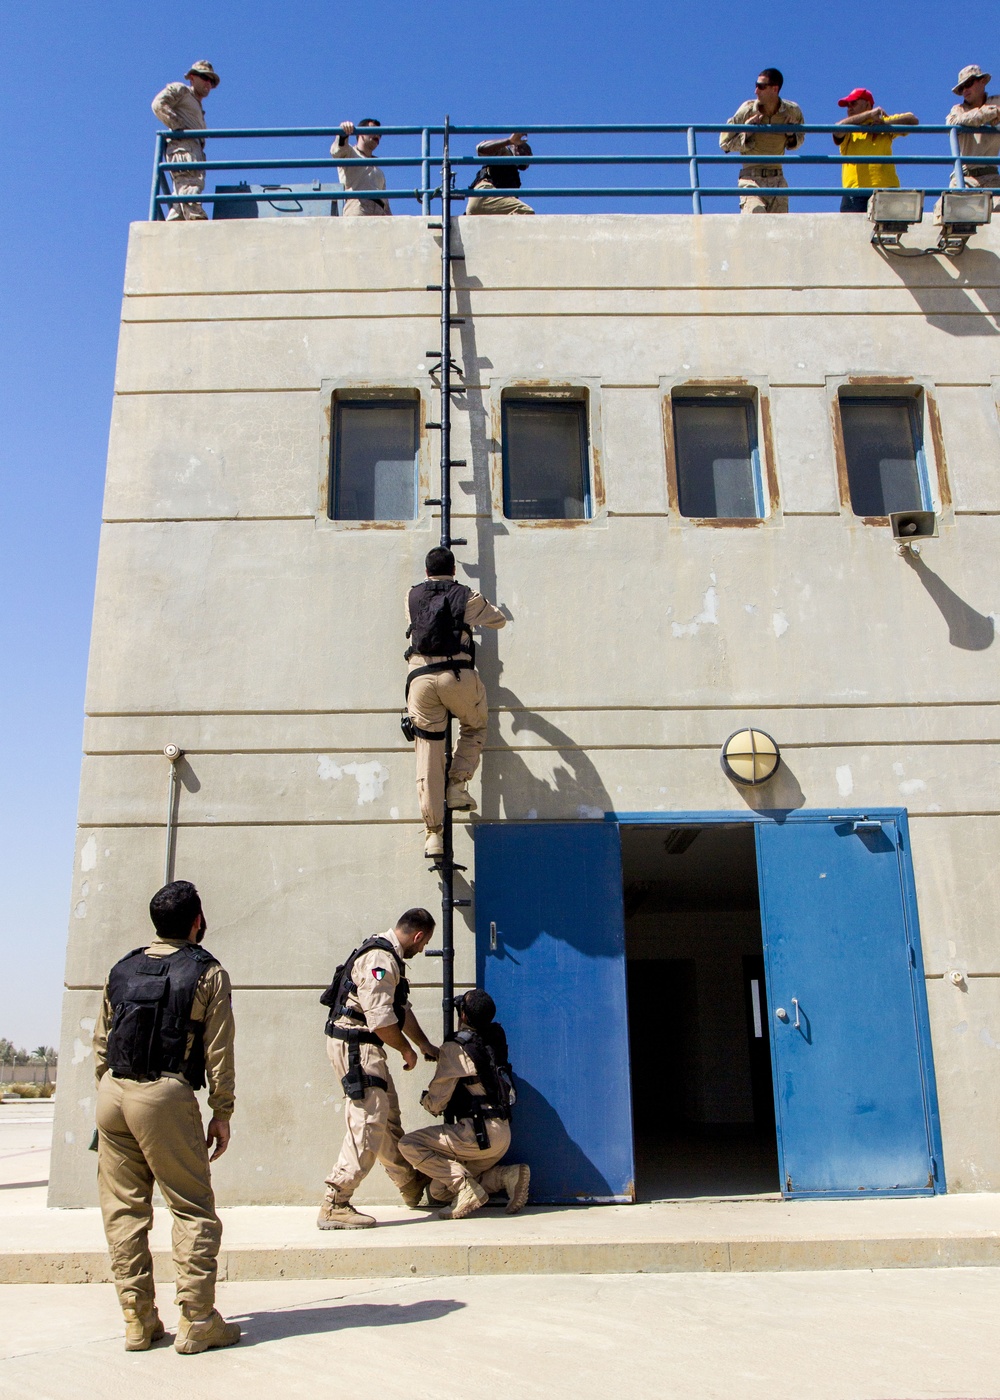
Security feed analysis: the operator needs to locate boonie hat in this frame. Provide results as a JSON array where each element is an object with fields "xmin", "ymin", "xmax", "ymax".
[
  {"xmin": 186, "ymin": 60, "xmax": 220, "ymax": 87},
  {"xmin": 838, "ymin": 87, "xmax": 874, "ymax": 108},
  {"xmin": 953, "ymin": 64, "xmax": 990, "ymax": 95}
]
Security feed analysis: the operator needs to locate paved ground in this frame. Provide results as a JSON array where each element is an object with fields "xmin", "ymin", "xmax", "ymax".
[{"xmin": 2, "ymin": 1269, "xmax": 1000, "ymax": 1399}]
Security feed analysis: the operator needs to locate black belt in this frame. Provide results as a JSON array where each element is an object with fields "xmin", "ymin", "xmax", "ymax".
[
  {"xmin": 964, "ymin": 164, "xmax": 999, "ymax": 175},
  {"xmin": 404, "ymin": 657, "xmax": 474, "ymax": 704}
]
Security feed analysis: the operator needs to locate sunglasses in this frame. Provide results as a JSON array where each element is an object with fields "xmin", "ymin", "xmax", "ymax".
[
  {"xmin": 958, "ymin": 79, "xmax": 978, "ymax": 91},
  {"xmin": 755, "ymin": 80, "xmax": 775, "ymax": 89}
]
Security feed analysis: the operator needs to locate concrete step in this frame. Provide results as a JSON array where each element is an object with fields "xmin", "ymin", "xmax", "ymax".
[{"xmin": 5, "ymin": 1193, "xmax": 1000, "ymax": 1283}]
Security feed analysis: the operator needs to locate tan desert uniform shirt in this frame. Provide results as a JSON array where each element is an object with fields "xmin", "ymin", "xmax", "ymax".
[
  {"xmin": 93, "ymin": 938, "xmax": 236, "ymax": 1120},
  {"xmin": 946, "ymin": 98, "xmax": 1000, "ymax": 162},
  {"xmin": 334, "ymin": 929, "xmax": 409, "ymax": 1033},
  {"xmin": 151, "ymin": 83, "xmax": 207, "ymax": 155},
  {"xmin": 330, "ymin": 137, "xmax": 390, "ymax": 205},
  {"xmin": 420, "ymin": 1038, "xmax": 486, "ymax": 1117},
  {"xmin": 721, "ymin": 99, "xmax": 805, "ymax": 158},
  {"xmin": 406, "ymin": 576, "xmax": 506, "ymax": 672}
]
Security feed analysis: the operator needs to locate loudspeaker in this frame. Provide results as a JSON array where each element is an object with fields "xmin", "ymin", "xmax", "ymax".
[{"xmin": 890, "ymin": 510, "xmax": 938, "ymax": 542}]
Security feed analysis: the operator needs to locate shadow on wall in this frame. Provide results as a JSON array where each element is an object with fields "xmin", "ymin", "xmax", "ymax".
[
  {"xmin": 877, "ymin": 244, "xmax": 1000, "ymax": 336},
  {"xmin": 904, "ymin": 552, "xmax": 995, "ymax": 650},
  {"xmin": 731, "ymin": 754, "xmax": 806, "ymax": 817},
  {"xmin": 508, "ymin": 1076, "xmax": 623, "ymax": 1202}
]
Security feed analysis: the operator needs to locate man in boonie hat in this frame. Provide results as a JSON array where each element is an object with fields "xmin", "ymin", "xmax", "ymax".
[
  {"xmin": 152, "ymin": 62, "xmax": 221, "ymax": 221},
  {"xmin": 944, "ymin": 65, "xmax": 1000, "ymax": 210},
  {"xmin": 832, "ymin": 88, "xmax": 918, "ymax": 214}
]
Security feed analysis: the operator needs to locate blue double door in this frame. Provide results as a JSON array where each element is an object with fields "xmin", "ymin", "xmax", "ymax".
[{"xmin": 474, "ymin": 814, "xmax": 943, "ymax": 1202}]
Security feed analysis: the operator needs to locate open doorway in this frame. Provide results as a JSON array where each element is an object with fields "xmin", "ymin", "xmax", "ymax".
[{"xmin": 622, "ymin": 823, "xmax": 780, "ymax": 1200}]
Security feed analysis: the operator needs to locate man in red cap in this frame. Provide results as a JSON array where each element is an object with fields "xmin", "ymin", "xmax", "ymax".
[{"xmin": 833, "ymin": 89, "xmax": 918, "ymax": 213}]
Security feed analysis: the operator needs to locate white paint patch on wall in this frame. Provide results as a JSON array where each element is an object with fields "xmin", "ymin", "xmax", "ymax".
[
  {"xmin": 672, "ymin": 586, "xmax": 718, "ymax": 638},
  {"xmin": 317, "ymin": 756, "xmax": 388, "ymax": 804},
  {"xmin": 899, "ymin": 778, "xmax": 927, "ymax": 797},
  {"xmin": 81, "ymin": 835, "xmax": 98, "ymax": 872},
  {"xmin": 835, "ymin": 765, "xmax": 854, "ymax": 798},
  {"xmin": 71, "ymin": 1038, "xmax": 92, "ymax": 1065},
  {"xmin": 772, "ymin": 611, "xmax": 789, "ymax": 638}
]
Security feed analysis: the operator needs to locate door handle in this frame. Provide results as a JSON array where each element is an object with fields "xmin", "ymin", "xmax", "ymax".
[
  {"xmin": 776, "ymin": 1007, "xmax": 789, "ymax": 1022},
  {"xmin": 489, "ymin": 921, "xmax": 497, "ymax": 951},
  {"xmin": 792, "ymin": 997, "xmax": 801, "ymax": 1030}
]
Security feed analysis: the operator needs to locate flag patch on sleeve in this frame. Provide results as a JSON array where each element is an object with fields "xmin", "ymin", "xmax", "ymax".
[{"xmin": 372, "ymin": 967, "xmax": 387, "ymax": 980}]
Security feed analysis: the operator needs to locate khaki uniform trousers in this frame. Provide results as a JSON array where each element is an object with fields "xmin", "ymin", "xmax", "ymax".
[
  {"xmin": 738, "ymin": 168, "xmax": 788, "ymax": 214},
  {"xmin": 399, "ymin": 1116, "xmax": 511, "ymax": 1199},
  {"xmin": 466, "ymin": 183, "xmax": 535, "ymax": 215},
  {"xmin": 165, "ymin": 142, "xmax": 207, "ymax": 221},
  {"xmin": 935, "ymin": 165, "xmax": 1000, "ymax": 220},
  {"xmin": 408, "ymin": 667, "xmax": 488, "ymax": 831},
  {"xmin": 342, "ymin": 198, "xmax": 391, "ymax": 216},
  {"xmin": 324, "ymin": 1036, "xmax": 419, "ymax": 1199},
  {"xmin": 96, "ymin": 1072, "xmax": 221, "ymax": 1314}
]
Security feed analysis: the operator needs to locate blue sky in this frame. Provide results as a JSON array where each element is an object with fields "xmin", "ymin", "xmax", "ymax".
[{"xmin": 0, "ymin": 0, "xmax": 987, "ymax": 1046}]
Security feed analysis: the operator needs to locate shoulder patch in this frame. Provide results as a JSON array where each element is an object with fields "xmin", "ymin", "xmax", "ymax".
[{"xmin": 371, "ymin": 967, "xmax": 388, "ymax": 980}]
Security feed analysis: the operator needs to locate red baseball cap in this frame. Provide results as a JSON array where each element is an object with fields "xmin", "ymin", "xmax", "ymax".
[{"xmin": 839, "ymin": 87, "xmax": 874, "ymax": 107}]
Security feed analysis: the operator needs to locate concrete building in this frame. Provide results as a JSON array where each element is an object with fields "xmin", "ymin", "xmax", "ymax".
[{"xmin": 51, "ymin": 212, "xmax": 999, "ymax": 1208}]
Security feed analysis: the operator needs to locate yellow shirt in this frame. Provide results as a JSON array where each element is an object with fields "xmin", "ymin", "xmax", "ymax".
[{"xmin": 839, "ymin": 117, "xmax": 910, "ymax": 189}]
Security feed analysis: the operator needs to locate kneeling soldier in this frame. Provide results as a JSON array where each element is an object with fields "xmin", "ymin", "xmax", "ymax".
[
  {"xmin": 94, "ymin": 881, "xmax": 240, "ymax": 1354},
  {"xmin": 318, "ymin": 908, "xmax": 439, "ymax": 1227},
  {"xmin": 399, "ymin": 989, "xmax": 530, "ymax": 1219}
]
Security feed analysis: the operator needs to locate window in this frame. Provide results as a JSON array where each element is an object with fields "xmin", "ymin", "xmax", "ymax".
[
  {"xmin": 331, "ymin": 398, "xmax": 418, "ymax": 521},
  {"xmin": 672, "ymin": 396, "xmax": 763, "ymax": 519},
  {"xmin": 839, "ymin": 395, "xmax": 927, "ymax": 517},
  {"xmin": 501, "ymin": 396, "xmax": 590, "ymax": 520}
]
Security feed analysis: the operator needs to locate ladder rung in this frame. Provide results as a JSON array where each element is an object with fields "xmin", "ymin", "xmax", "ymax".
[
  {"xmin": 449, "ymin": 318, "xmax": 466, "ymax": 325},
  {"xmin": 448, "ymin": 459, "xmax": 467, "ymax": 467},
  {"xmin": 425, "ymin": 421, "xmax": 442, "ymax": 429},
  {"xmin": 427, "ymin": 222, "xmax": 443, "ymax": 230},
  {"xmin": 449, "ymin": 538, "xmax": 468, "ymax": 547},
  {"xmin": 426, "ymin": 284, "xmax": 443, "ymax": 291},
  {"xmin": 449, "ymin": 253, "xmax": 466, "ymax": 260},
  {"xmin": 424, "ymin": 498, "xmax": 442, "ymax": 506}
]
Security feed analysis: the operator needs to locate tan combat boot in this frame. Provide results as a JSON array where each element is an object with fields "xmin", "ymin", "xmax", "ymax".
[
  {"xmin": 446, "ymin": 780, "xmax": 477, "ymax": 811},
  {"xmin": 399, "ymin": 1172, "xmax": 431, "ymax": 1209},
  {"xmin": 174, "ymin": 1308, "xmax": 241, "ymax": 1355},
  {"xmin": 437, "ymin": 1177, "xmax": 488, "ymax": 1219},
  {"xmin": 498, "ymin": 1163, "xmax": 531, "ymax": 1214},
  {"xmin": 316, "ymin": 1195, "xmax": 376, "ymax": 1229},
  {"xmin": 122, "ymin": 1299, "xmax": 165, "ymax": 1351},
  {"xmin": 424, "ymin": 828, "xmax": 444, "ymax": 859}
]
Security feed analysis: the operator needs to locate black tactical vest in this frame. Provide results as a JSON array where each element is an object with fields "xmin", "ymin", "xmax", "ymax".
[
  {"xmin": 405, "ymin": 580, "xmax": 473, "ymax": 660},
  {"xmin": 444, "ymin": 1027, "xmax": 514, "ymax": 1127},
  {"xmin": 106, "ymin": 942, "xmax": 218, "ymax": 1088},
  {"xmin": 320, "ymin": 937, "xmax": 410, "ymax": 1039}
]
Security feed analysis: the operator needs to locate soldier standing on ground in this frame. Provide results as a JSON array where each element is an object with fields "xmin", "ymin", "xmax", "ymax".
[
  {"xmin": 93, "ymin": 881, "xmax": 240, "ymax": 1355},
  {"xmin": 465, "ymin": 133, "xmax": 536, "ymax": 215},
  {"xmin": 945, "ymin": 65, "xmax": 1000, "ymax": 206},
  {"xmin": 399, "ymin": 989, "xmax": 530, "ymax": 1219},
  {"xmin": 318, "ymin": 909, "xmax": 439, "ymax": 1228},
  {"xmin": 331, "ymin": 119, "xmax": 392, "ymax": 216},
  {"xmin": 404, "ymin": 547, "xmax": 507, "ymax": 860},
  {"xmin": 721, "ymin": 68, "xmax": 804, "ymax": 214},
  {"xmin": 151, "ymin": 61, "xmax": 220, "ymax": 221}
]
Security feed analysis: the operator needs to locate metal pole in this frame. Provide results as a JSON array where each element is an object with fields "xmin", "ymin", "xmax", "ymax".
[
  {"xmin": 438, "ymin": 118, "xmax": 456, "ymax": 1040},
  {"xmin": 949, "ymin": 125, "xmax": 966, "ymax": 189},
  {"xmin": 163, "ymin": 745, "xmax": 183, "ymax": 883},
  {"xmin": 149, "ymin": 131, "xmax": 165, "ymax": 221},
  {"xmin": 421, "ymin": 126, "xmax": 431, "ymax": 215},
  {"xmin": 687, "ymin": 127, "xmax": 702, "ymax": 215}
]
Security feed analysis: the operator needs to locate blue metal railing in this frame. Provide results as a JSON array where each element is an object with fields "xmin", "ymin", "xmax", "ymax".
[{"xmin": 149, "ymin": 120, "xmax": 997, "ymax": 219}]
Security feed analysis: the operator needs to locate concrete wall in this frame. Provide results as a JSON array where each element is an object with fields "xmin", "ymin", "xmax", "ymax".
[{"xmin": 51, "ymin": 213, "xmax": 1000, "ymax": 1204}]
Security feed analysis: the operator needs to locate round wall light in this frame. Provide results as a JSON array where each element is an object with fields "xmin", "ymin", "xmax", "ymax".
[{"xmin": 721, "ymin": 729, "xmax": 781, "ymax": 786}]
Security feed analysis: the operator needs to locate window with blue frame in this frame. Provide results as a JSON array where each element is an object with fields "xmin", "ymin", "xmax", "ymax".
[
  {"xmin": 672, "ymin": 395, "xmax": 763, "ymax": 520},
  {"xmin": 501, "ymin": 394, "xmax": 591, "ymax": 520},
  {"xmin": 330, "ymin": 397, "xmax": 418, "ymax": 521},
  {"xmin": 838, "ymin": 394, "xmax": 928, "ymax": 518}
]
